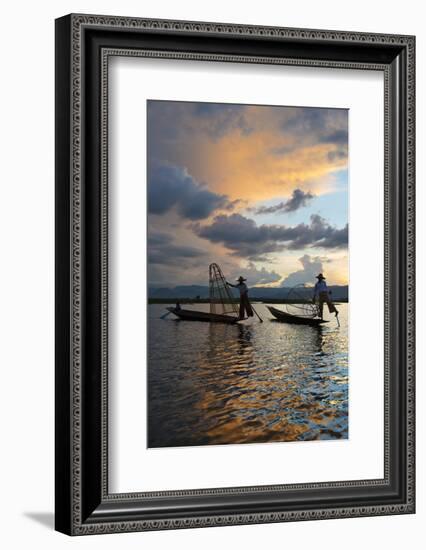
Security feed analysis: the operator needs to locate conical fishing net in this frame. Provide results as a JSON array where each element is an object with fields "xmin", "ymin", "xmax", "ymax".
[
  {"xmin": 285, "ymin": 284, "xmax": 319, "ymax": 318},
  {"xmin": 209, "ymin": 263, "xmax": 239, "ymax": 317}
]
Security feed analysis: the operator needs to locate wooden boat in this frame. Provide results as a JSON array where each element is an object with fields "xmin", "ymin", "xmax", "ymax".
[
  {"xmin": 267, "ymin": 306, "xmax": 328, "ymax": 326},
  {"xmin": 166, "ymin": 307, "xmax": 239, "ymax": 324},
  {"xmin": 163, "ymin": 263, "xmax": 252, "ymax": 324}
]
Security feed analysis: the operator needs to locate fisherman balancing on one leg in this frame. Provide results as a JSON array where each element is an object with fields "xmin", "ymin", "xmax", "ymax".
[
  {"xmin": 312, "ymin": 273, "xmax": 339, "ymax": 320},
  {"xmin": 226, "ymin": 276, "xmax": 254, "ymax": 320}
]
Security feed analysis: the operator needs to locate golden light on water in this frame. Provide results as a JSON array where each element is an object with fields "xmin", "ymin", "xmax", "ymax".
[{"xmin": 148, "ymin": 304, "xmax": 349, "ymax": 447}]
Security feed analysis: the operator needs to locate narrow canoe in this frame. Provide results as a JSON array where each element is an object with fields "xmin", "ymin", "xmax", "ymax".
[
  {"xmin": 166, "ymin": 307, "xmax": 239, "ymax": 324},
  {"xmin": 267, "ymin": 306, "xmax": 328, "ymax": 326}
]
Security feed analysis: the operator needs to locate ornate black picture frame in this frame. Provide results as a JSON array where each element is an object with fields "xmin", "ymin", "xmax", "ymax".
[{"xmin": 55, "ymin": 14, "xmax": 415, "ymax": 535}]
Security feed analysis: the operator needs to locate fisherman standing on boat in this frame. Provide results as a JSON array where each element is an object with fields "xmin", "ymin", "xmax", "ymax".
[
  {"xmin": 226, "ymin": 276, "xmax": 254, "ymax": 320},
  {"xmin": 313, "ymin": 273, "xmax": 339, "ymax": 320}
]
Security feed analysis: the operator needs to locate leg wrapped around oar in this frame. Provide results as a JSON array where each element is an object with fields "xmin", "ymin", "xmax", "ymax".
[
  {"xmin": 318, "ymin": 291, "xmax": 338, "ymax": 319},
  {"xmin": 240, "ymin": 291, "xmax": 253, "ymax": 318}
]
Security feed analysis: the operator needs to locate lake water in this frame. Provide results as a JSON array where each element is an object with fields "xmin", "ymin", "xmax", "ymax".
[{"xmin": 148, "ymin": 303, "xmax": 348, "ymax": 448}]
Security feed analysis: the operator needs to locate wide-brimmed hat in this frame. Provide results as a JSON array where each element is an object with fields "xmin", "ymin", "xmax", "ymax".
[
  {"xmin": 236, "ymin": 276, "xmax": 247, "ymax": 282},
  {"xmin": 316, "ymin": 273, "xmax": 326, "ymax": 280}
]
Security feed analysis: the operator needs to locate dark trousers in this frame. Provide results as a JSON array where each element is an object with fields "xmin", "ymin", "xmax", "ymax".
[
  {"xmin": 318, "ymin": 291, "xmax": 338, "ymax": 318},
  {"xmin": 239, "ymin": 292, "xmax": 253, "ymax": 318}
]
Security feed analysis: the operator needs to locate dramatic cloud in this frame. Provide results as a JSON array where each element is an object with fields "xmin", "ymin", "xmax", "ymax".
[
  {"xmin": 148, "ymin": 231, "xmax": 207, "ymax": 266},
  {"xmin": 146, "ymin": 101, "xmax": 349, "ymax": 286},
  {"xmin": 273, "ymin": 109, "xmax": 349, "ymax": 166},
  {"xmin": 147, "ymin": 101, "xmax": 349, "ymax": 204},
  {"xmin": 148, "ymin": 163, "xmax": 231, "ymax": 220},
  {"xmin": 193, "ymin": 213, "xmax": 348, "ymax": 258},
  {"xmin": 318, "ymin": 128, "xmax": 348, "ymax": 145},
  {"xmin": 148, "ymin": 245, "xmax": 206, "ymax": 265},
  {"xmin": 192, "ymin": 102, "xmax": 253, "ymax": 140},
  {"xmin": 147, "ymin": 100, "xmax": 252, "ymax": 150},
  {"xmin": 252, "ymin": 189, "xmax": 314, "ymax": 215},
  {"xmin": 229, "ymin": 262, "xmax": 282, "ymax": 286},
  {"xmin": 147, "ymin": 231, "xmax": 281, "ymax": 286},
  {"xmin": 147, "ymin": 232, "xmax": 173, "ymax": 247},
  {"xmin": 283, "ymin": 108, "xmax": 348, "ymax": 144},
  {"xmin": 281, "ymin": 254, "xmax": 330, "ymax": 287},
  {"xmin": 327, "ymin": 149, "xmax": 347, "ymax": 163}
]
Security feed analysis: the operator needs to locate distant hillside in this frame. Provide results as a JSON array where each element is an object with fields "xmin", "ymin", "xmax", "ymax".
[{"xmin": 149, "ymin": 284, "xmax": 348, "ymax": 301}]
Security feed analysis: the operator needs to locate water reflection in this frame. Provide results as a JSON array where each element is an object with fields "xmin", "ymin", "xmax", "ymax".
[{"xmin": 148, "ymin": 303, "xmax": 348, "ymax": 447}]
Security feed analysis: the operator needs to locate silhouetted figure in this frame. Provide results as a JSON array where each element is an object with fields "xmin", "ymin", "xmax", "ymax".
[
  {"xmin": 226, "ymin": 276, "xmax": 254, "ymax": 319},
  {"xmin": 175, "ymin": 301, "xmax": 181, "ymax": 311},
  {"xmin": 313, "ymin": 273, "xmax": 338, "ymax": 320}
]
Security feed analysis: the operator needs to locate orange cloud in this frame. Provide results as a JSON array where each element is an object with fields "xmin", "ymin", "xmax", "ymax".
[
  {"xmin": 173, "ymin": 127, "xmax": 346, "ymax": 204},
  {"xmin": 147, "ymin": 101, "xmax": 349, "ymax": 287}
]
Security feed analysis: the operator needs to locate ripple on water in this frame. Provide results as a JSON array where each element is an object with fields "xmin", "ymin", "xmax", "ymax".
[{"xmin": 148, "ymin": 303, "xmax": 349, "ymax": 447}]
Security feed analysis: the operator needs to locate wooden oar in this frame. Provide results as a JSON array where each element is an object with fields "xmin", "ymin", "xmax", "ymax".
[
  {"xmin": 160, "ymin": 309, "xmax": 172, "ymax": 319},
  {"xmin": 251, "ymin": 304, "xmax": 263, "ymax": 323}
]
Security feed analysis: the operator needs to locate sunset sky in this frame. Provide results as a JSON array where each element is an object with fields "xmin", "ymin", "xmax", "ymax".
[{"xmin": 147, "ymin": 100, "xmax": 348, "ymax": 288}]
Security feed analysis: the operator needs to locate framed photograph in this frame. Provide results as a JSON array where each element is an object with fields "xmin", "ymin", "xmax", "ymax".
[{"xmin": 55, "ymin": 14, "xmax": 415, "ymax": 535}]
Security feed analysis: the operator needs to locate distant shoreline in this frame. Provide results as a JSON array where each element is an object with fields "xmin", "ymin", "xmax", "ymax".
[{"xmin": 148, "ymin": 298, "xmax": 349, "ymax": 304}]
